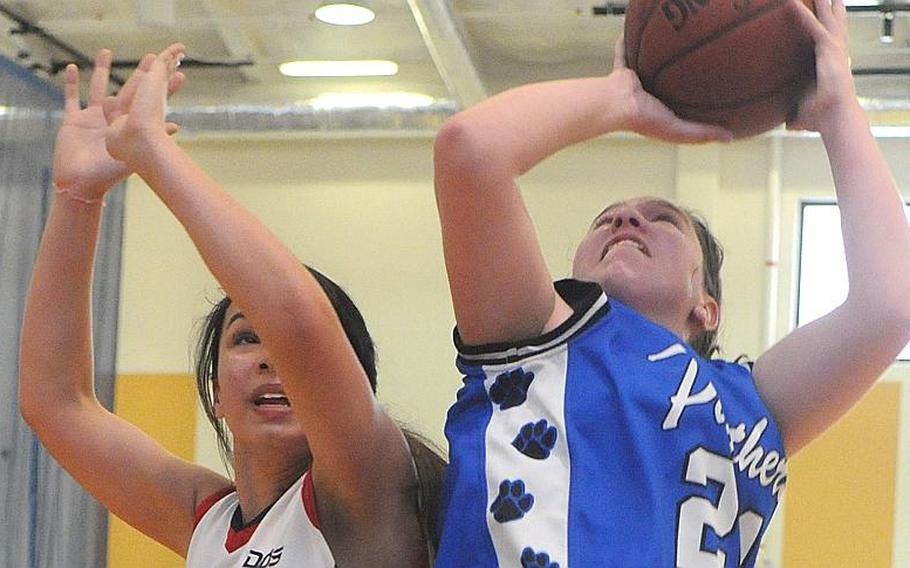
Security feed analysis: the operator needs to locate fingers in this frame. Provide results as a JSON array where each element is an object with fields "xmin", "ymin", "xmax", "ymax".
[
  {"xmin": 613, "ymin": 34, "xmax": 627, "ymax": 71},
  {"xmin": 812, "ymin": 0, "xmax": 835, "ymax": 27},
  {"xmin": 793, "ymin": 0, "xmax": 826, "ymax": 41},
  {"xmin": 669, "ymin": 119, "xmax": 734, "ymax": 144},
  {"xmin": 63, "ymin": 63, "xmax": 80, "ymax": 114},
  {"xmin": 88, "ymin": 49, "xmax": 112, "ymax": 107},
  {"xmin": 155, "ymin": 43, "xmax": 186, "ymax": 75},
  {"xmin": 167, "ymin": 71, "xmax": 186, "ymax": 98},
  {"xmin": 102, "ymin": 95, "xmax": 120, "ymax": 124},
  {"xmin": 164, "ymin": 122, "xmax": 180, "ymax": 136},
  {"xmin": 116, "ymin": 53, "xmax": 155, "ymax": 107},
  {"xmin": 808, "ymin": 0, "xmax": 845, "ymax": 35},
  {"xmin": 831, "ymin": 0, "xmax": 847, "ymax": 20}
]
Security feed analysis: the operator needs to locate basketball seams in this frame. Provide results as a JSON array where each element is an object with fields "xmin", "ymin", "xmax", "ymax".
[
  {"xmin": 628, "ymin": 0, "xmax": 664, "ymax": 81},
  {"xmin": 648, "ymin": 0, "xmax": 791, "ymax": 88}
]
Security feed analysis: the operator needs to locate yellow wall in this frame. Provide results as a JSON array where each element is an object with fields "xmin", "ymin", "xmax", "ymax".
[
  {"xmin": 107, "ymin": 374, "xmax": 197, "ymax": 568},
  {"xmin": 783, "ymin": 382, "xmax": 901, "ymax": 567},
  {"xmin": 115, "ymin": 132, "xmax": 910, "ymax": 566}
]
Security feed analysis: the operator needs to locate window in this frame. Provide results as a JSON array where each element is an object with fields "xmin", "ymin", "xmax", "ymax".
[{"xmin": 796, "ymin": 201, "xmax": 910, "ymax": 360}]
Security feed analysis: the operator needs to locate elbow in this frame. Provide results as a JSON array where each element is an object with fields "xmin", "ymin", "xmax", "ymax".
[
  {"xmin": 877, "ymin": 280, "xmax": 910, "ymax": 329},
  {"xmin": 433, "ymin": 117, "xmax": 497, "ymax": 195},
  {"xmin": 18, "ymin": 371, "xmax": 42, "ymax": 432}
]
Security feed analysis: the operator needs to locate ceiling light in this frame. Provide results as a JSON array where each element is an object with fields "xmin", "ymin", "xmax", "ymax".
[
  {"xmin": 308, "ymin": 92, "xmax": 436, "ymax": 109},
  {"xmin": 279, "ymin": 60, "xmax": 398, "ymax": 77},
  {"xmin": 314, "ymin": 3, "xmax": 375, "ymax": 26}
]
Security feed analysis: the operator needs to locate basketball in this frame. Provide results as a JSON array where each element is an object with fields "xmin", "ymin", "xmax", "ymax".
[{"xmin": 624, "ymin": 0, "xmax": 817, "ymax": 138}]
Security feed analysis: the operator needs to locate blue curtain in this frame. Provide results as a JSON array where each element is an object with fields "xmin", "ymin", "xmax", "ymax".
[{"xmin": 0, "ymin": 55, "xmax": 125, "ymax": 568}]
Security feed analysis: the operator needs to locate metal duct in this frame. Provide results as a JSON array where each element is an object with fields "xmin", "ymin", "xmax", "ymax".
[{"xmin": 167, "ymin": 102, "xmax": 459, "ymax": 137}]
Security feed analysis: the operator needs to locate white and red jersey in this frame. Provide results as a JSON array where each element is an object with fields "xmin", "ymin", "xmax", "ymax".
[{"xmin": 186, "ymin": 472, "xmax": 334, "ymax": 568}]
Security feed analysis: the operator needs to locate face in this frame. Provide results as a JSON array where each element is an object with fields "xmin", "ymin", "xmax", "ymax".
[
  {"xmin": 212, "ymin": 303, "xmax": 308, "ymax": 452},
  {"xmin": 572, "ymin": 197, "xmax": 717, "ymax": 339}
]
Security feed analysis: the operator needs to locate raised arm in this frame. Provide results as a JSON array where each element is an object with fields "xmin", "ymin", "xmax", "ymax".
[
  {"xmin": 19, "ymin": 50, "xmax": 226, "ymax": 556},
  {"xmin": 103, "ymin": 46, "xmax": 419, "ymax": 551},
  {"xmin": 753, "ymin": 0, "xmax": 910, "ymax": 453},
  {"xmin": 433, "ymin": 41, "xmax": 731, "ymax": 345}
]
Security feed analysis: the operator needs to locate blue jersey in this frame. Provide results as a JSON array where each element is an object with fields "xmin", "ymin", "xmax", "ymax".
[{"xmin": 437, "ymin": 280, "xmax": 787, "ymax": 568}]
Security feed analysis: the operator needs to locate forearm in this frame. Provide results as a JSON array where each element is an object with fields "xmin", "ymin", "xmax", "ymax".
[
  {"xmin": 443, "ymin": 76, "xmax": 624, "ymax": 178},
  {"xmin": 20, "ymin": 193, "xmax": 105, "ymax": 420},
  {"xmin": 131, "ymin": 136, "xmax": 325, "ymax": 349},
  {"xmin": 822, "ymin": 104, "xmax": 910, "ymax": 321}
]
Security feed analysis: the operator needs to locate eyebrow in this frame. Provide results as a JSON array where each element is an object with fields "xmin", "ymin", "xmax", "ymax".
[{"xmin": 226, "ymin": 312, "xmax": 246, "ymax": 329}]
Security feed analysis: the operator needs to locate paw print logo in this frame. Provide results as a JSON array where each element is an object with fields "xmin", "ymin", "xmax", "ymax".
[
  {"xmin": 489, "ymin": 479, "xmax": 534, "ymax": 523},
  {"xmin": 521, "ymin": 547, "xmax": 560, "ymax": 568},
  {"xmin": 512, "ymin": 419, "xmax": 558, "ymax": 460},
  {"xmin": 489, "ymin": 368, "xmax": 535, "ymax": 410}
]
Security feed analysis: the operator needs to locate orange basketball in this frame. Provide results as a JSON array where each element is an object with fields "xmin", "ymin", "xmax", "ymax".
[{"xmin": 624, "ymin": 0, "xmax": 817, "ymax": 138}]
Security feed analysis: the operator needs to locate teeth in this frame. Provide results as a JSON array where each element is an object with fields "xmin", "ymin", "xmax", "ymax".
[
  {"xmin": 256, "ymin": 393, "xmax": 290, "ymax": 406},
  {"xmin": 608, "ymin": 239, "xmax": 644, "ymax": 253}
]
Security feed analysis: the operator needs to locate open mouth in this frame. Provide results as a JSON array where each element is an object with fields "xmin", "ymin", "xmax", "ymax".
[
  {"xmin": 601, "ymin": 237, "xmax": 649, "ymax": 260},
  {"xmin": 254, "ymin": 393, "xmax": 291, "ymax": 407}
]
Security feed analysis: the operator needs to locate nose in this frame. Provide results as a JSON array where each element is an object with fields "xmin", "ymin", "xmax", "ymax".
[{"xmin": 608, "ymin": 207, "xmax": 641, "ymax": 229}]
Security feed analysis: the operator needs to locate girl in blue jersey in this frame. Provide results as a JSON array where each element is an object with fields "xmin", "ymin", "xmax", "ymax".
[
  {"xmin": 433, "ymin": 1, "xmax": 910, "ymax": 566},
  {"xmin": 19, "ymin": 46, "xmax": 443, "ymax": 566}
]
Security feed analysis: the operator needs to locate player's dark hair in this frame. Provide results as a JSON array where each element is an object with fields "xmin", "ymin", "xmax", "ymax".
[
  {"xmin": 195, "ymin": 266, "xmax": 447, "ymax": 554},
  {"xmin": 682, "ymin": 207, "xmax": 724, "ymax": 359}
]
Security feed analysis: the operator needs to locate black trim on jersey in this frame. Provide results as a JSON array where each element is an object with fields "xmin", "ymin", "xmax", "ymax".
[
  {"xmin": 455, "ymin": 279, "xmax": 610, "ymax": 366},
  {"xmin": 231, "ymin": 502, "xmax": 275, "ymax": 532}
]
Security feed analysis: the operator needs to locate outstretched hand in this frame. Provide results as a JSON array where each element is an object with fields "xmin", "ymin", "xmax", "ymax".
[
  {"xmin": 53, "ymin": 48, "xmax": 184, "ymax": 201},
  {"xmin": 787, "ymin": 0, "xmax": 855, "ymax": 133},
  {"xmin": 608, "ymin": 35, "xmax": 733, "ymax": 144},
  {"xmin": 104, "ymin": 43, "xmax": 185, "ymax": 168}
]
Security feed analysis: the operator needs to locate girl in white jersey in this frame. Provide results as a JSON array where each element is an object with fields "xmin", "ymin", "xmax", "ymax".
[
  {"xmin": 432, "ymin": 1, "xmax": 910, "ymax": 566},
  {"xmin": 20, "ymin": 45, "xmax": 443, "ymax": 567}
]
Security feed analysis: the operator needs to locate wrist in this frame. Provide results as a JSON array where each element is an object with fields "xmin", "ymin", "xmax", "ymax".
[
  {"xmin": 54, "ymin": 184, "xmax": 107, "ymax": 207},
  {"xmin": 817, "ymin": 99, "xmax": 868, "ymax": 141},
  {"xmin": 120, "ymin": 127, "xmax": 176, "ymax": 173},
  {"xmin": 129, "ymin": 130, "xmax": 181, "ymax": 180},
  {"xmin": 598, "ymin": 73, "xmax": 636, "ymax": 133}
]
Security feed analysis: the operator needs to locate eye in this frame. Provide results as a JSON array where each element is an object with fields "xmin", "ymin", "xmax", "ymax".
[
  {"xmin": 232, "ymin": 331, "xmax": 260, "ymax": 346},
  {"xmin": 594, "ymin": 215, "xmax": 613, "ymax": 229},
  {"xmin": 653, "ymin": 213, "xmax": 681, "ymax": 227}
]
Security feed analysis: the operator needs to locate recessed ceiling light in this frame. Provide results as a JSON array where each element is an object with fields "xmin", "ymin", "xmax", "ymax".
[
  {"xmin": 279, "ymin": 60, "xmax": 398, "ymax": 77},
  {"xmin": 308, "ymin": 92, "xmax": 436, "ymax": 109},
  {"xmin": 314, "ymin": 3, "xmax": 375, "ymax": 26}
]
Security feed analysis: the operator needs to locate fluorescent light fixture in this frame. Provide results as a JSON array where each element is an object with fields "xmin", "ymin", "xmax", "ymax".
[
  {"xmin": 870, "ymin": 126, "xmax": 910, "ymax": 138},
  {"xmin": 314, "ymin": 3, "xmax": 375, "ymax": 26},
  {"xmin": 308, "ymin": 92, "xmax": 436, "ymax": 109},
  {"xmin": 280, "ymin": 60, "xmax": 398, "ymax": 77}
]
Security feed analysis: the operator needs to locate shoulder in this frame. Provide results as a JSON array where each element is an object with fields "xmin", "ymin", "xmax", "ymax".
[{"xmin": 454, "ymin": 279, "xmax": 609, "ymax": 366}]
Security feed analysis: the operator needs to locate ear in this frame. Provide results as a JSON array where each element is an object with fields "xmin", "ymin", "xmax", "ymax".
[
  {"xmin": 691, "ymin": 295, "xmax": 719, "ymax": 333},
  {"xmin": 212, "ymin": 381, "xmax": 224, "ymax": 419}
]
